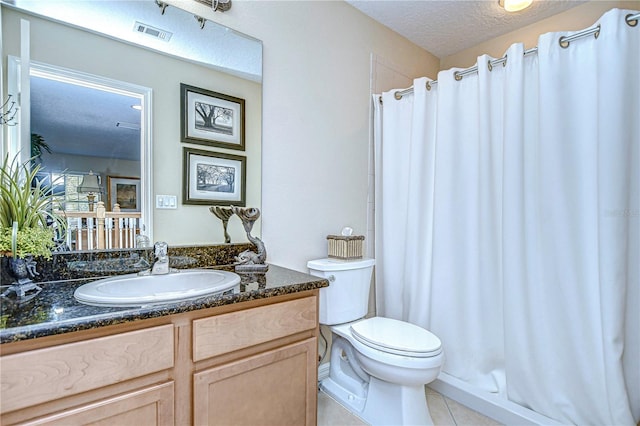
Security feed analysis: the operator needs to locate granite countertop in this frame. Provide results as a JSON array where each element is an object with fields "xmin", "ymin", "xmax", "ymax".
[{"xmin": 0, "ymin": 265, "xmax": 328, "ymax": 344}]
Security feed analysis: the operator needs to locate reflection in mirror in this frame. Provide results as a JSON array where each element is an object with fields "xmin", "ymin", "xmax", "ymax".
[
  {"xmin": 1, "ymin": 0, "xmax": 262, "ymax": 252},
  {"xmin": 23, "ymin": 60, "xmax": 152, "ymax": 251}
]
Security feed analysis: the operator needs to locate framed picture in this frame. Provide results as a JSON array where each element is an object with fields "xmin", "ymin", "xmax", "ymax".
[
  {"xmin": 107, "ymin": 176, "xmax": 141, "ymax": 212},
  {"xmin": 183, "ymin": 148, "xmax": 246, "ymax": 206},
  {"xmin": 180, "ymin": 83, "xmax": 245, "ymax": 151}
]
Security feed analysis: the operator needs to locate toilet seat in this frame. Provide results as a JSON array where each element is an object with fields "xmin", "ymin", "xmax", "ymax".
[{"xmin": 350, "ymin": 317, "xmax": 442, "ymax": 358}]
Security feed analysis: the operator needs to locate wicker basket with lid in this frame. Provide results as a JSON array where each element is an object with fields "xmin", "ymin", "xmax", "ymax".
[{"xmin": 326, "ymin": 234, "xmax": 364, "ymax": 260}]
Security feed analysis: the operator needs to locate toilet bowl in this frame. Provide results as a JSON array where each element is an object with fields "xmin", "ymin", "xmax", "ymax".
[{"xmin": 307, "ymin": 258, "xmax": 444, "ymax": 426}]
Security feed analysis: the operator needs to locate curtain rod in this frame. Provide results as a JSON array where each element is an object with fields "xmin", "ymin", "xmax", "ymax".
[{"xmin": 382, "ymin": 12, "xmax": 639, "ymax": 103}]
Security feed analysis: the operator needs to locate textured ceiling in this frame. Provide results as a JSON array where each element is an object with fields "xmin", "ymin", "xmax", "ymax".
[
  {"xmin": 347, "ymin": 0, "xmax": 589, "ymax": 58},
  {"xmin": 30, "ymin": 76, "xmax": 142, "ymax": 161}
]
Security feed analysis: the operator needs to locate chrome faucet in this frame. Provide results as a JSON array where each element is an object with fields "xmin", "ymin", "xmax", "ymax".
[{"xmin": 151, "ymin": 241, "xmax": 170, "ymax": 275}]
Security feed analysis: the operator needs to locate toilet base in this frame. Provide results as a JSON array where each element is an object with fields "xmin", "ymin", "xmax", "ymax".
[
  {"xmin": 321, "ymin": 374, "xmax": 433, "ymax": 426},
  {"xmin": 320, "ymin": 376, "xmax": 366, "ymax": 416}
]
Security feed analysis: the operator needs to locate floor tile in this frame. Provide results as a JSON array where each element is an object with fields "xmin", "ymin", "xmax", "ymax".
[
  {"xmin": 426, "ymin": 390, "xmax": 456, "ymax": 425},
  {"xmin": 318, "ymin": 391, "xmax": 368, "ymax": 425},
  {"xmin": 444, "ymin": 396, "xmax": 503, "ymax": 426},
  {"xmin": 318, "ymin": 388, "xmax": 503, "ymax": 426}
]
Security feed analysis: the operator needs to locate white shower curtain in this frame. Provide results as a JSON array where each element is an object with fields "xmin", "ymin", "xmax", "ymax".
[{"xmin": 374, "ymin": 8, "xmax": 639, "ymax": 425}]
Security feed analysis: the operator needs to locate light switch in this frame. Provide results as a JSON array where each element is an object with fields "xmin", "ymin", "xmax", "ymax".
[{"xmin": 156, "ymin": 194, "xmax": 177, "ymax": 209}]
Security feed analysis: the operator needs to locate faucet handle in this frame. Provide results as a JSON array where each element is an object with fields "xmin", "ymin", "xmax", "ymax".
[{"xmin": 154, "ymin": 241, "xmax": 168, "ymax": 259}]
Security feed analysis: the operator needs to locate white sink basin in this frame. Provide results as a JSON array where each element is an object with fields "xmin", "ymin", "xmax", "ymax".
[{"xmin": 74, "ymin": 269, "xmax": 241, "ymax": 307}]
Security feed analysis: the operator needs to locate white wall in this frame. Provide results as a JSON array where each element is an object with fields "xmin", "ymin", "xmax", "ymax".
[{"xmin": 169, "ymin": 0, "xmax": 440, "ymax": 271}]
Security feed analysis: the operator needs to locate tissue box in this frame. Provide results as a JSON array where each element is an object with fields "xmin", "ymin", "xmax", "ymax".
[{"xmin": 327, "ymin": 235, "xmax": 364, "ymax": 260}]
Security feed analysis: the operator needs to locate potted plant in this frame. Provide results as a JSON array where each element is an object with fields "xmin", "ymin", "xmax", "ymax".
[
  {"xmin": 31, "ymin": 133, "xmax": 52, "ymax": 164},
  {"xmin": 0, "ymin": 154, "xmax": 63, "ymax": 301}
]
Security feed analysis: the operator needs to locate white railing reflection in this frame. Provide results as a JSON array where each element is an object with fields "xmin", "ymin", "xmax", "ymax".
[{"xmin": 56, "ymin": 202, "xmax": 142, "ymax": 250}]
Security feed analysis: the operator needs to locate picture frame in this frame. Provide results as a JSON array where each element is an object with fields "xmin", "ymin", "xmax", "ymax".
[
  {"xmin": 180, "ymin": 83, "xmax": 245, "ymax": 151},
  {"xmin": 183, "ymin": 147, "xmax": 246, "ymax": 206},
  {"xmin": 107, "ymin": 176, "xmax": 141, "ymax": 212}
]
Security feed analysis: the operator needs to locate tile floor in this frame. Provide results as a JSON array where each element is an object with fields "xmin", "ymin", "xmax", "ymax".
[{"xmin": 318, "ymin": 386, "xmax": 503, "ymax": 426}]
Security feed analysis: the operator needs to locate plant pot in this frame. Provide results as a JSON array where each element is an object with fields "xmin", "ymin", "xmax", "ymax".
[{"xmin": 9, "ymin": 257, "xmax": 32, "ymax": 284}]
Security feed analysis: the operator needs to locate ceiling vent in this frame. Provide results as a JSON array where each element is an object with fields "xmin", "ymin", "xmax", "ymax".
[{"xmin": 133, "ymin": 21, "xmax": 172, "ymax": 42}]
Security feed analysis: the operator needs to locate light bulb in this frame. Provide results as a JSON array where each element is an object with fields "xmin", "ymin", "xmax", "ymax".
[{"xmin": 499, "ymin": 0, "xmax": 533, "ymax": 12}]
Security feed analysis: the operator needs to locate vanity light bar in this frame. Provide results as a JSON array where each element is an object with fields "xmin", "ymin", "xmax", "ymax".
[{"xmin": 133, "ymin": 21, "xmax": 172, "ymax": 42}]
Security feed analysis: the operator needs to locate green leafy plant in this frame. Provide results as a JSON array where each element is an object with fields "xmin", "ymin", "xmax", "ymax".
[
  {"xmin": 0, "ymin": 154, "xmax": 63, "ymax": 259},
  {"xmin": 0, "ymin": 226, "xmax": 55, "ymax": 258},
  {"xmin": 31, "ymin": 133, "xmax": 52, "ymax": 161}
]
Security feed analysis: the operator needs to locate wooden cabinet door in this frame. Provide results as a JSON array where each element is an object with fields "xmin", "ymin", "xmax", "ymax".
[
  {"xmin": 193, "ymin": 338, "xmax": 317, "ymax": 426},
  {"xmin": 20, "ymin": 382, "xmax": 174, "ymax": 426}
]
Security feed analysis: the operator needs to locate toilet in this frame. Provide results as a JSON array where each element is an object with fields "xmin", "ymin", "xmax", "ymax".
[{"xmin": 308, "ymin": 257, "xmax": 443, "ymax": 426}]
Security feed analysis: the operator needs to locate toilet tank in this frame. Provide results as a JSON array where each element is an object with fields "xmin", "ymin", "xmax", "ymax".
[{"xmin": 307, "ymin": 258, "xmax": 375, "ymax": 325}]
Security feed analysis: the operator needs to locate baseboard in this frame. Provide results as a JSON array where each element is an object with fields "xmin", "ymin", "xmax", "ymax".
[{"xmin": 429, "ymin": 373, "xmax": 564, "ymax": 425}]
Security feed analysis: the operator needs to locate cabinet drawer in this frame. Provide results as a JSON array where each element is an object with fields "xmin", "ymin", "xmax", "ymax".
[
  {"xmin": 193, "ymin": 296, "xmax": 317, "ymax": 361},
  {"xmin": 1, "ymin": 324, "xmax": 174, "ymax": 413},
  {"xmin": 21, "ymin": 381, "xmax": 174, "ymax": 426}
]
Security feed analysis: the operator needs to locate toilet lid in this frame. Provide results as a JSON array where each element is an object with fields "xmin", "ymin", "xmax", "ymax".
[{"xmin": 350, "ymin": 317, "xmax": 442, "ymax": 357}]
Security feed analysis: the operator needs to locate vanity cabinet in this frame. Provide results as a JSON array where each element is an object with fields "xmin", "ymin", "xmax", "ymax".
[
  {"xmin": 0, "ymin": 291, "xmax": 319, "ymax": 426},
  {"xmin": 192, "ymin": 296, "xmax": 318, "ymax": 426},
  {"xmin": 0, "ymin": 324, "xmax": 176, "ymax": 425}
]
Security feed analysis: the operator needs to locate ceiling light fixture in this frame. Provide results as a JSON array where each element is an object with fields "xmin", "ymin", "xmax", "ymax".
[{"xmin": 498, "ymin": 0, "xmax": 533, "ymax": 13}]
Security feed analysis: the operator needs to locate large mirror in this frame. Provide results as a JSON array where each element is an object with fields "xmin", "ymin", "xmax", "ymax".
[{"xmin": 1, "ymin": 0, "xmax": 262, "ymax": 251}]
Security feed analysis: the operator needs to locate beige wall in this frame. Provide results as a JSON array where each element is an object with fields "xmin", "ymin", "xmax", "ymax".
[
  {"xmin": 2, "ymin": 1, "xmax": 437, "ymax": 269},
  {"xmin": 169, "ymin": 0, "xmax": 440, "ymax": 271},
  {"xmin": 441, "ymin": 0, "xmax": 639, "ymax": 70},
  {"xmin": 6, "ymin": 0, "xmax": 632, "ymax": 270},
  {"xmin": 1, "ymin": 8, "xmax": 261, "ymax": 245}
]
